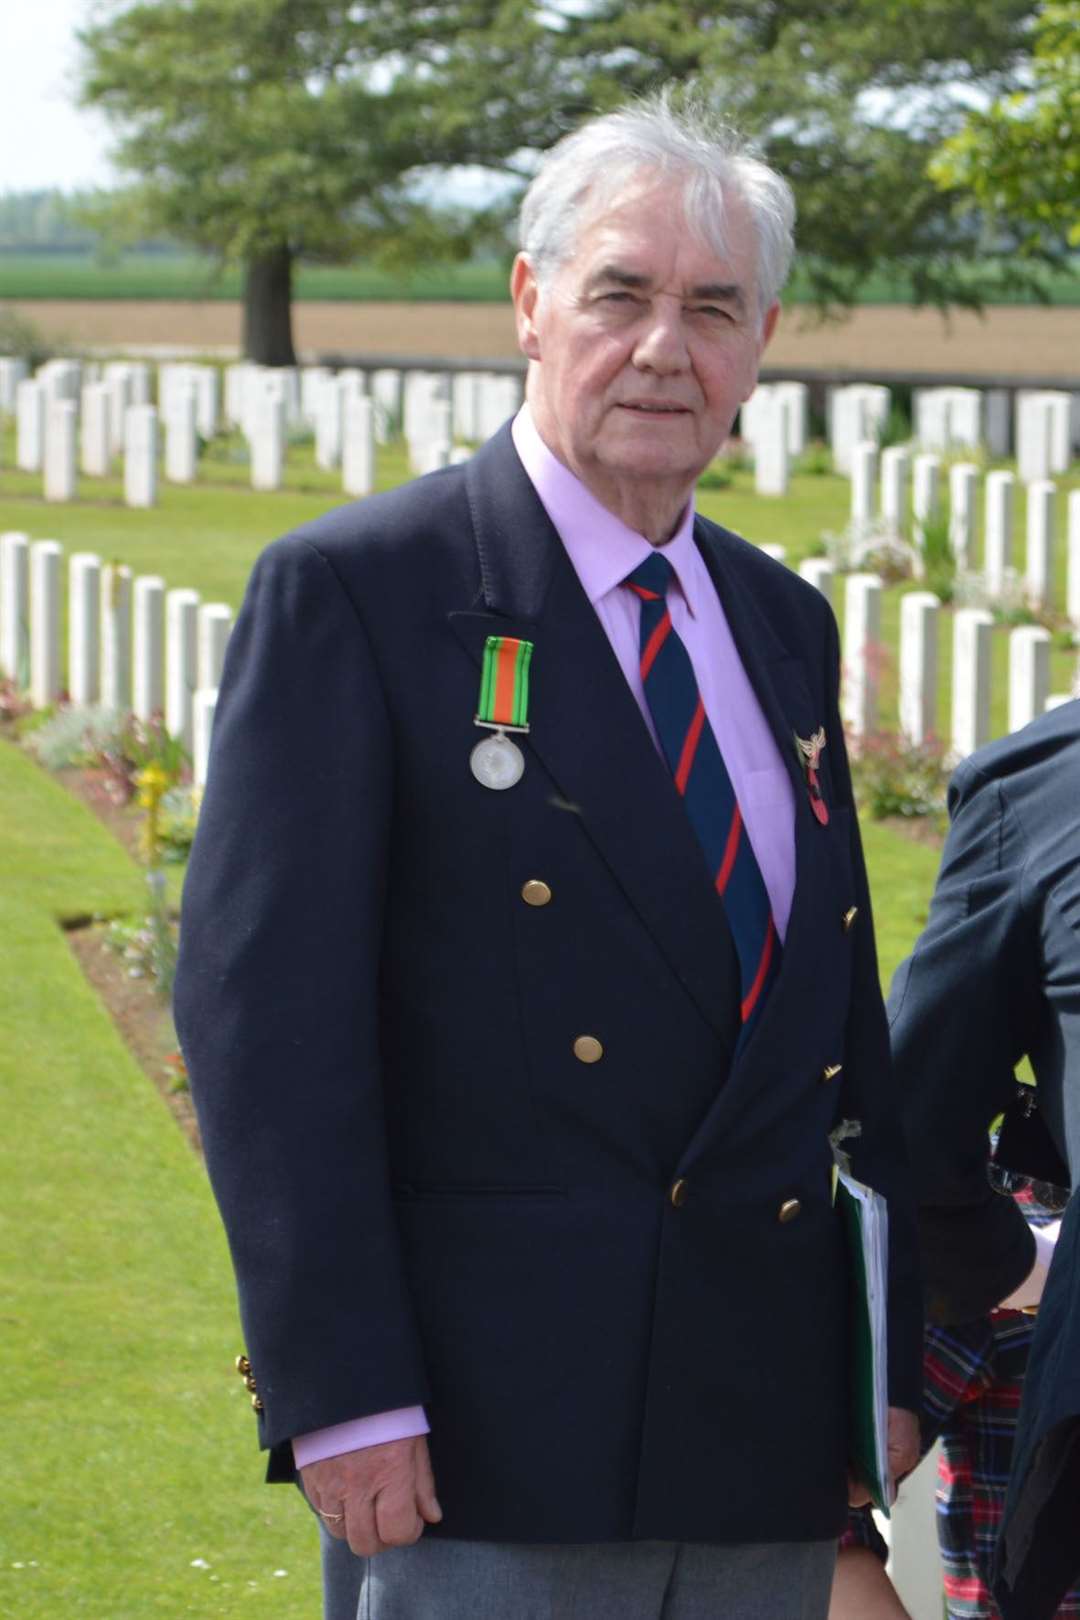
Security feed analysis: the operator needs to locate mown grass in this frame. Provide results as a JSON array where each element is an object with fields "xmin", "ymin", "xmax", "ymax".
[
  {"xmin": 0, "ymin": 739, "xmax": 319, "ymax": 1616},
  {"xmin": 3, "ymin": 250, "xmax": 1079, "ymax": 305}
]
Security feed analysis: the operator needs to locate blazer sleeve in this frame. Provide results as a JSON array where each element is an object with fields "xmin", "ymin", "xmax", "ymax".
[
  {"xmin": 888, "ymin": 758, "xmax": 1038, "ymax": 1323},
  {"xmin": 173, "ymin": 536, "xmax": 430, "ymax": 1459}
]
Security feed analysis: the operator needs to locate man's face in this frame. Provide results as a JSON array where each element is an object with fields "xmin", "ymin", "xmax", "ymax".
[{"xmin": 512, "ymin": 180, "xmax": 779, "ymax": 517}]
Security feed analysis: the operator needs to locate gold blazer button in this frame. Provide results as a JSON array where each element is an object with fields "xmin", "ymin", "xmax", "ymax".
[
  {"xmin": 573, "ymin": 1035, "xmax": 603, "ymax": 1064},
  {"xmin": 521, "ymin": 880, "xmax": 552, "ymax": 907},
  {"xmin": 842, "ymin": 906, "xmax": 858, "ymax": 932},
  {"xmin": 670, "ymin": 1178, "xmax": 689, "ymax": 1208},
  {"xmin": 820, "ymin": 1063, "xmax": 843, "ymax": 1084},
  {"xmin": 778, "ymin": 1198, "xmax": 802, "ymax": 1223}
]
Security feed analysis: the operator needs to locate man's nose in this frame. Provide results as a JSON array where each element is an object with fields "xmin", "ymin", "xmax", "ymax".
[{"xmin": 632, "ymin": 298, "xmax": 691, "ymax": 373}]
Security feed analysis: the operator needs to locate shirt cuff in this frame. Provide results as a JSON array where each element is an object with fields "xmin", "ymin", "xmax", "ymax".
[{"xmin": 292, "ymin": 1407, "xmax": 430, "ymax": 1469}]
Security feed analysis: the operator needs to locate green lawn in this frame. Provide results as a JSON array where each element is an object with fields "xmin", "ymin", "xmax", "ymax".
[
  {"xmin": 2, "ymin": 251, "xmax": 1078, "ymax": 304},
  {"xmin": 0, "ymin": 740, "xmax": 319, "ymax": 1616}
]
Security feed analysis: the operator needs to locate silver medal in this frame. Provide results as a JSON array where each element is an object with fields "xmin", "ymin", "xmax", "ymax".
[{"xmin": 470, "ymin": 731, "xmax": 525, "ymax": 790}]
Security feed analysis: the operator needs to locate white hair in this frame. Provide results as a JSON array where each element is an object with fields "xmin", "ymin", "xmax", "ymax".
[{"xmin": 518, "ymin": 90, "xmax": 796, "ymax": 320}]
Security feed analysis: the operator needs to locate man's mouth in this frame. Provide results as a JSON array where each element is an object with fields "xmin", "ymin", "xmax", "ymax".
[{"xmin": 618, "ymin": 402, "xmax": 690, "ymax": 415}]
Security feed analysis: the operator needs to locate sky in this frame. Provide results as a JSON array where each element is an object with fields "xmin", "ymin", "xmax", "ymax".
[{"xmin": 1, "ymin": 0, "xmax": 118, "ymax": 192}]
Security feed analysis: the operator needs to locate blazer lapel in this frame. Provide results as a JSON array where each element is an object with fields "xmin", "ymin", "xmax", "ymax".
[{"xmin": 452, "ymin": 430, "xmax": 740, "ymax": 1049}]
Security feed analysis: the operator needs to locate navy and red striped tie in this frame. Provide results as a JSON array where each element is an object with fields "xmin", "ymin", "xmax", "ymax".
[{"xmin": 626, "ymin": 551, "xmax": 781, "ymax": 1041}]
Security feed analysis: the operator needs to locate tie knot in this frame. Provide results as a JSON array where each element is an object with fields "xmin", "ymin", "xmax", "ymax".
[{"xmin": 624, "ymin": 551, "xmax": 673, "ymax": 603}]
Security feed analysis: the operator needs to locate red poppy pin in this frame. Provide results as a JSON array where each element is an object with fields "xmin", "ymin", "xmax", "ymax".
[{"xmin": 795, "ymin": 727, "xmax": 829, "ymax": 825}]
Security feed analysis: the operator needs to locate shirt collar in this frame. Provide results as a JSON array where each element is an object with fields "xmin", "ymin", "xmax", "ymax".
[{"xmin": 511, "ymin": 404, "xmax": 701, "ymax": 617}]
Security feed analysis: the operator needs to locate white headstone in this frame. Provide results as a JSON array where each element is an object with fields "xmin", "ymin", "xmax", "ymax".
[
  {"xmin": 80, "ymin": 382, "xmax": 111, "ymax": 477},
  {"xmin": 0, "ymin": 531, "xmax": 30, "ymax": 685},
  {"xmin": 193, "ymin": 688, "xmax": 218, "ymax": 788},
  {"xmin": 44, "ymin": 400, "xmax": 77, "ymax": 502},
  {"xmin": 251, "ymin": 393, "xmax": 285, "ymax": 491},
  {"xmin": 16, "ymin": 379, "xmax": 44, "ymax": 472},
  {"xmin": 850, "ymin": 441, "xmax": 878, "ymax": 533},
  {"xmin": 197, "ymin": 603, "xmax": 232, "ymax": 691},
  {"xmin": 101, "ymin": 563, "xmax": 133, "ymax": 710},
  {"xmin": 301, "ymin": 366, "xmax": 333, "ymax": 427},
  {"xmin": 948, "ymin": 463, "xmax": 979, "ymax": 567},
  {"xmin": 1017, "ymin": 390, "xmax": 1071, "ymax": 480},
  {"xmin": 951, "ymin": 608, "xmax": 994, "ymax": 760},
  {"xmin": 452, "ymin": 372, "xmax": 483, "ymax": 443},
  {"xmin": 752, "ymin": 391, "xmax": 790, "ymax": 496},
  {"xmin": 165, "ymin": 384, "xmax": 198, "ymax": 484},
  {"xmin": 774, "ymin": 382, "xmax": 809, "ymax": 455},
  {"xmin": 915, "ymin": 387, "xmax": 982, "ymax": 451},
  {"xmin": 1025, "ymin": 481, "xmax": 1056, "ymax": 610},
  {"xmin": 912, "ymin": 454, "xmax": 941, "ymax": 552},
  {"xmin": 68, "ymin": 552, "xmax": 102, "ymax": 706},
  {"xmin": 1067, "ymin": 490, "xmax": 1080, "ymax": 632},
  {"xmin": 105, "ymin": 363, "xmax": 134, "ymax": 456},
  {"xmin": 342, "ymin": 395, "xmax": 376, "ymax": 498},
  {"xmin": 984, "ymin": 470, "xmax": 1015, "ymax": 599},
  {"xmin": 133, "ymin": 575, "xmax": 166, "ymax": 720},
  {"xmin": 0, "ymin": 356, "xmax": 28, "ymax": 413},
  {"xmin": 29, "ymin": 540, "xmax": 63, "ymax": 708},
  {"xmin": 166, "ymin": 588, "xmax": 200, "ymax": 750},
  {"xmin": 797, "ymin": 558, "xmax": 834, "ymax": 605},
  {"xmin": 829, "ymin": 384, "xmax": 890, "ymax": 474},
  {"xmin": 1008, "ymin": 626, "xmax": 1051, "ymax": 732},
  {"xmin": 371, "ymin": 369, "xmax": 401, "ymax": 443},
  {"xmin": 880, "ymin": 445, "xmax": 911, "ymax": 538},
  {"xmin": 842, "ymin": 573, "xmax": 883, "ymax": 742},
  {"xmin": 899, "ymin": 591, "xmax": 940, "ymax": 746},
  {"xmin": 124, "ymin": 405, "xmax": 159, "ymax": 508}
]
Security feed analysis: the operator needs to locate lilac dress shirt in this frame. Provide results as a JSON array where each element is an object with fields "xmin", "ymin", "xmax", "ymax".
[{"xmin": 292, "ymin": 406, "xmax": 796, "ymax": 1469}]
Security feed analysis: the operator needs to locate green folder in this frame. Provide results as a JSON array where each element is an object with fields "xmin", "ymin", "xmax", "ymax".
[{"xmin": 836, "ymin": 1168, "xmax": 893, "ymax": 1516}]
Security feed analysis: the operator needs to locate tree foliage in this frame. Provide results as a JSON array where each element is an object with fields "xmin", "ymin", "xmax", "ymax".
[
  {"xmin": 77, "ymin": 0, "xmax": 1049, "ymax": 361},
  {"xmin": 929, "ymin": 0, "xmax": 1080, "ymax": 250}
]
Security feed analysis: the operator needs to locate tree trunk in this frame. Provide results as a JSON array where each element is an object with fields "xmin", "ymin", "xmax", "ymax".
[{"xmin": 242, "ymin": 245, "xmax": 297, "ymax": 366}]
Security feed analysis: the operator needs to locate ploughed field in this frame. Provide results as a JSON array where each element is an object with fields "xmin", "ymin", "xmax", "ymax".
[{"xmin": 8, "ymin": 297, "xmax": 1080, "ymax": 378}]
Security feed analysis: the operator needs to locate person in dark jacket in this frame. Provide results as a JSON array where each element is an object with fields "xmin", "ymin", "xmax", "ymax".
[{"xmin": 174, "ymin": 90, "xmax": 921, "ymax": 1620}]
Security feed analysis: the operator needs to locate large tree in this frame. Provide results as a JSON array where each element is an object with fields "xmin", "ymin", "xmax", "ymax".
[
  {"xmin": 553, "ymin": 0, "xmax": 1042, "ymax": 308},
  {"xmin": 929, "ymin": 0, "xmax": 1080, "ymax": 252},
  {"xmin": 77, "ymin": 0, "xmax": 577, "ymax": 362},
  {"xmin": 79, "ymin": 0, "xmax": 1044, "ymax": 362}
]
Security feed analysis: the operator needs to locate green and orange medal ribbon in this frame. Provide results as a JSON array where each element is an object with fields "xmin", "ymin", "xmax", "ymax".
[{"xmin": 470, "ymin": 635, "xmax": 533, "ymax": 790}]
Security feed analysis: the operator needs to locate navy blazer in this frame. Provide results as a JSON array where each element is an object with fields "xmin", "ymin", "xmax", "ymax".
[
  {"xmin": 174, "ymin": 425, "xmax": 921, "ymax": 1545},
  {"xmin": 888, "ymin": 699, "xmax": 1080, "ymax": 1619}
]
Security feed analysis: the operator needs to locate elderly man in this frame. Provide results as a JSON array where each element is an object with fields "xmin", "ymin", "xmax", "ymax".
[{"xmin": 175, "ymin": 93, "xmax": 921, "ymax": 1620}]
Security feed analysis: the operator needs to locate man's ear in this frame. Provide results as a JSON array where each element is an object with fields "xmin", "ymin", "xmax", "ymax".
[
  {"xmin": 511, "ymin": 254, "xmax": 542, "ymax": 361},
  {"xmin": 759, "ymin": 300, "xmax": 781, "ymax": 354}
]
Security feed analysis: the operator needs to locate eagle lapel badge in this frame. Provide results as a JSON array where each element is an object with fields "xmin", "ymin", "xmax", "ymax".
[{"xmin": 795, "ymin": 727, "xmax": 829, "ymax": 826}]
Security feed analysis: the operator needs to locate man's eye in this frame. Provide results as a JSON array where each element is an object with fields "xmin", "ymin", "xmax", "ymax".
[
  {"xmin": 600, "ymin": 291, "xmax": 640, "ymax": 305},
  {"xmin": 691, "ymin": 304, "xmax": 732, "ymax": 321}
]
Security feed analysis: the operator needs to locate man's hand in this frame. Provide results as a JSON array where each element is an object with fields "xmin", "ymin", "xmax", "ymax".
[
  {"xmin": 301, "ymin": 1436, "xmax": 442, "ymax": 1557},
  {"xmin": 847, "ymin": 1406, "xmax": 921, "ymax": 1508}
]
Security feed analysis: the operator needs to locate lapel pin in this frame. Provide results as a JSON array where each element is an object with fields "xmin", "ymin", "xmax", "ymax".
[
  {"xmin": 470, "ymin": 635, "xmax": 533, "ymax": 791},
  {"xmin": 795, "ymin": 726, "xmax": 829, "ymax": 825}
]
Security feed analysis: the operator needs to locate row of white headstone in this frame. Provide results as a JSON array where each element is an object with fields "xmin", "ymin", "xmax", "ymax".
[
  {"xmin": 845, "ymin": 447, "xmax": 1080, "ymax": 615},
  {"xmin": 740, "ymin": 381, "xmax": 1079, "ymax": 497},
  {"xmin": 4, "ymin": 354, "xmax": 525, "ymax": 508},
  {"xmin": 4, "ymin": 524, "xmax": 1074, "ymax": 790},
  {"xmin": 820, "ymin": 562, "xmax": 1074, "ymax": 756},
  {"xmin": 0, "ymin": 530, "xmax": 228, "ymax": 786}
]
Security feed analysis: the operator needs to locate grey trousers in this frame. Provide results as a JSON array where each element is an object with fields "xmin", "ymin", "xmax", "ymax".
[{"xmin": 318, "ymin": 1523, "xmax": 836, "ymax": 1620}]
